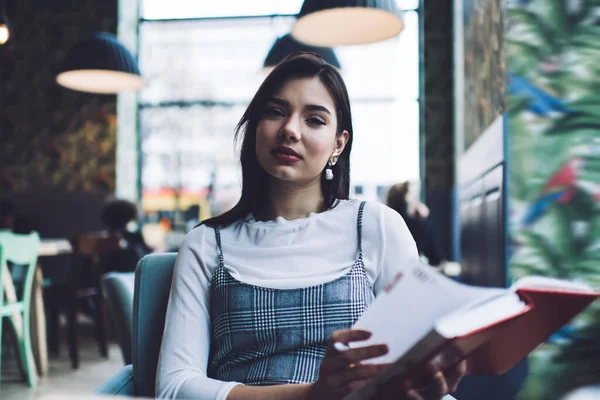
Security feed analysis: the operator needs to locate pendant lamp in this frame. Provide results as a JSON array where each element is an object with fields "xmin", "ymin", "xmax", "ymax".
[
  {"xmin": 263, "ymin": 33, "xmax": 341, "ymax": 72},
  {"xmin": 56, "ymin": 32, "xmax": 143, "ymax": 94},
  {"xmin": 0, "ymin": 17, "xmax": 9, "ymax": 45},
  {"xmin": 0, "ymin": 0, "xmax": 10, "ymax": 45},
  {"xmin": 292, "ymin": 0, "xmax": 404, "ymax": 47}
]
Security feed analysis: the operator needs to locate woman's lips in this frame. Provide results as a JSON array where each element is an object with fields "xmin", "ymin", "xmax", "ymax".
[{"xmin": 271, "ymin": 146, "xmax": 302, "ymax": 163}]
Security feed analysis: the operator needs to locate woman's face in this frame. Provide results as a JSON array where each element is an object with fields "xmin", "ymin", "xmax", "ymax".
[{"xmin": 255, "ymin": 77, "xmax": 349, "ymax": 186}]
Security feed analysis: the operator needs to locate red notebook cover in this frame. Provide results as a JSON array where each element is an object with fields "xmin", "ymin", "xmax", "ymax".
[
  {"xmin": 344, "ymin": 289, "xmax": 599, "ymax": 399},
  {"xmin": 465, "ymin": 288, "xmax": 599, "ymax": 375},
  {"xmin": 427, "ymin": 288, "xmax": 599, "ymax": 377}
]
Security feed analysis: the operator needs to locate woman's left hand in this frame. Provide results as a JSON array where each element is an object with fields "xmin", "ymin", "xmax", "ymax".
[{"xmin": 377, "ymin": 360, "xmax": 467, "ymax": 400}]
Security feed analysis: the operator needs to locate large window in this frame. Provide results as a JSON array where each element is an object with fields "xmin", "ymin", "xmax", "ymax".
[{"xmin": 138, "ymin": 1, "xmax": 420, "ymax": 227}]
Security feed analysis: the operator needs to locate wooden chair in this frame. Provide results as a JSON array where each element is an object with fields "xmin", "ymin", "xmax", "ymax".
[
  {"xmin": 67, "ymin": 232, "xmax": 123, "ymax": 369},
  {"xmin": 0, "ymin": 231, "xmax": 41, "ymax": 387}
]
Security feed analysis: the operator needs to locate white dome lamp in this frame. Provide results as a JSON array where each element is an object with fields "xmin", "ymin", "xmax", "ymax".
[
  {"xmin": 0, "ymin": 0, "xmax": 10, "ymax": 45},
  {"xmin": 292, "ymin": 0, "xmax": 404, "ymax": 47}
]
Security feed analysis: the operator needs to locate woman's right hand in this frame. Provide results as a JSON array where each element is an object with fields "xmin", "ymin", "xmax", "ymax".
[{"xmin": 307, "ymin": 329, "xmax": 390, "ymax": 400}]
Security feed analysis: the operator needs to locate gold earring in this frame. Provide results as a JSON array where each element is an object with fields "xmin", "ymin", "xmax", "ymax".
[
  {"xmin": 328, "ymin": 153, "xmax": 339, "ymax": 166},
  {"xmin": 325, "ymin": 153, "xmax": 338, "ymax": 181}
]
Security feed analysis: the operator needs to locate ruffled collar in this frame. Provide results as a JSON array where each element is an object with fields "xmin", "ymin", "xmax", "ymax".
[{"xmin": 243, "ymin": 199, "xmax": 348, "ymax": 227}]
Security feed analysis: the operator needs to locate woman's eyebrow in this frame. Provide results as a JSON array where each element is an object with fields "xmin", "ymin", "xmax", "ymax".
[
  {"xmin": 305, "ymin": 105, "xmax": 332, "ymax": 115},
  {"xmin": 266, "ymin": 97, "xmax": 331, "ymax": 115},
  {"xmin": 266, "ymin": 97, "xmax": 289, "ymax": 106}
]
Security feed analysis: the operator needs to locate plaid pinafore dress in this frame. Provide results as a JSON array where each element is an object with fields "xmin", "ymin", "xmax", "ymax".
[{"xmin": 207, "ymin": 201, "xmax": 373, "ymax": 385}]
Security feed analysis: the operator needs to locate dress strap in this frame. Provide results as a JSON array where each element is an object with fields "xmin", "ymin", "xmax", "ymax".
[
  {"xmin": 357, "ymin": 201, "xmax": 366, "ymax": 259},
  {"xmin": 214, "ymin": 227, "xmax": 225, "ymax": 268}
]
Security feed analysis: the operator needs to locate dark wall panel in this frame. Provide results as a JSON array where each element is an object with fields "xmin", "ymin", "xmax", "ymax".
[
  {"xmin": 459, "ymin": 163, "xmax": 505, "ymax": 287},
  {"xmin": 422, "ymin": 0, "xmax": 455, "ymax": 260}
]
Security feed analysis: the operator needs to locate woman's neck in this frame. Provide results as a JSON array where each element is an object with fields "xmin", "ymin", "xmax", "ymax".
[{"xmin": 256, "ymin": 178, "xmax": 325, "ymax": 222}]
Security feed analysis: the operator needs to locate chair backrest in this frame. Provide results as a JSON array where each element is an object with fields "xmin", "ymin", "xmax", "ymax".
[
  {"xmin": 132, "ymin": 252, "xmax": 177, "ymax": 397},
  {"xmin": 69, "ymin": 232, "xmax": 124, "ymax": 293},
  {"xmin": 0, "ymin": 231, "xmax": 41, "ymax": 308},
  {"xmin": 102, "ymin": 272, "xmax": 135, "ymax": 365},
  {"xmin": 73, "ymin": 232, "xmax": 122, "ymax": 257}
]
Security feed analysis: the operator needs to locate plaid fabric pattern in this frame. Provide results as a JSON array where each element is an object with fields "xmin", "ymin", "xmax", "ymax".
[{"xmin": 207, "ymin": 201, "xmax": 373, "ymax": 385}]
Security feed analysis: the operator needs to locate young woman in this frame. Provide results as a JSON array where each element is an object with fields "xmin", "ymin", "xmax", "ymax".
[{"xmin": 156, "ymin": 53, "xmax": 464, "ymax": 400}]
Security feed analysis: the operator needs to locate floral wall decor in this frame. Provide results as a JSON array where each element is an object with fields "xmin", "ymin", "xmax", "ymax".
[{"xmin": 0, "ymin": 0, "xmax": 118, "ymax": 194}]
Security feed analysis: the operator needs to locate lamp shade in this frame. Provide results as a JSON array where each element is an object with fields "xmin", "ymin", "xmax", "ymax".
[
  {"xmin": 263, "ymin": 34, "xmax": 341, "ymax": 71},
  {"xmin": 292, "ymin": 0, "xmax": 404, "ymax": 47},
  {"xmin": 56, "ymin": 32, "xmax": 143, "ymax": 94},
  {"xmin": 0, "ymin": 16, "xmax": 9, "ymax": 45}
]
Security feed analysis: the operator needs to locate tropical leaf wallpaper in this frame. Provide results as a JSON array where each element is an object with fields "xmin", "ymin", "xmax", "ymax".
[
  {"xmin": 506, "ymin": 0, "xmax": 600, "ymax": 398},
  {"xmin": 0, "ymin": 0, "xmax": 118, "ymax": 194}
]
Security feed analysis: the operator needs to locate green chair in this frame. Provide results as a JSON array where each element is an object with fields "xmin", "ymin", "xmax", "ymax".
[{"xmin": 0, "ymin": 231, "xmax": 41, "ymax": 388}]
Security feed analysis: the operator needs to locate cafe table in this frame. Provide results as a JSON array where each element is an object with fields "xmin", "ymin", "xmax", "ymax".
[{"xmin": 2, "ymin": 238, "xmax": 72, "ymax": 377}]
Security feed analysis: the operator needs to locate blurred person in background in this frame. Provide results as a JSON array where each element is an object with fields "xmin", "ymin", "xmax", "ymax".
[
  {"xmin": 156, "ymin": 53, "xmax": 463, "ymax": 400},
  {"xmin": 0, "ymin": 199, "xmax": 34, "ymax": 234},
  {"xmin": 101, "ymin": 199, "xmax": 154, "ymax": 272},
  {"xmin": 387, "ymin": 181, "xmax": 444, "ymax": 267},
  {"xmin": 0, "ymin": 199, "xmax": 16, "ymax": 231}
]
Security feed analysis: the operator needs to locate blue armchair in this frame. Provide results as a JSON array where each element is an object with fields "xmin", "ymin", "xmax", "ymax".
[
  {"xmin": 95, "ymin": 252, "xmax": 177, "ymax": 397},
  {"xmin": 95, "ymin": 252, "xmax": 528, "ymax": 399},
  {"xmin": 102, "ymin": 271, "xmax": 135, "ymax": 365}
]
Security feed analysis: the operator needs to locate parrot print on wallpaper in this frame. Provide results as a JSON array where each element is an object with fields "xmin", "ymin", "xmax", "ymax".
[{"xmin": 506, "ymin": 0, "xmax": 600, "ymax": 398}]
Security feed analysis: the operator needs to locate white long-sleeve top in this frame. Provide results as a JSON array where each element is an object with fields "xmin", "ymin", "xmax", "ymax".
[{"xmin": 156, "ymin": 199, "xmax": 421, "ymax": 400}]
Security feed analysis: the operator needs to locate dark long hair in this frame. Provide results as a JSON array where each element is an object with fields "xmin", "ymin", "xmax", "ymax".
[{"xmin": 203, "ymin": 52, "xmax": 354, "ymax": 227}]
